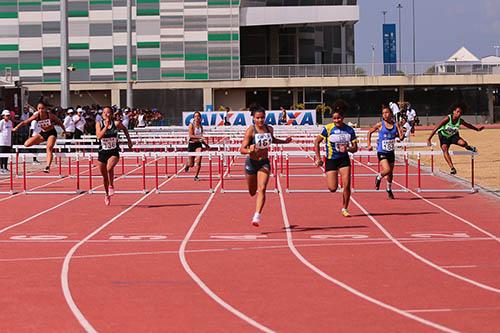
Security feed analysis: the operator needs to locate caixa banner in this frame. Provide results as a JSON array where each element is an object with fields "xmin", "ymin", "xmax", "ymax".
[{"xmin": 182, "ymin": 110, "xmax": 316, "ymax": 128}]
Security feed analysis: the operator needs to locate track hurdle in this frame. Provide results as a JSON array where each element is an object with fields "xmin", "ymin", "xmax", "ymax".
[{"xmin": 416, "ymin": 151, "xmax": 477, "ymax": 193}]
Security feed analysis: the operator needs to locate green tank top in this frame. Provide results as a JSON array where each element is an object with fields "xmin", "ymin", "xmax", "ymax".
[{"xmin": 438, "ymin": 115, "xmax": 461, "ymax": 138}]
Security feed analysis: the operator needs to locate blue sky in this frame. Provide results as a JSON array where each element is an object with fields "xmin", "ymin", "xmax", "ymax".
[{"xmin": 355, "ymin": 0, "xmax": 500, "ymax": 64}]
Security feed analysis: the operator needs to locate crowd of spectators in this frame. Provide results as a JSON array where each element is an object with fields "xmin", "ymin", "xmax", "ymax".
[{"xmin": 9, "ymin": 103, "xmax": 163, "ymax": 144}]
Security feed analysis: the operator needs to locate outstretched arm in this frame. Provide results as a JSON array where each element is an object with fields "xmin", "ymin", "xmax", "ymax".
[
  {"xmin": 117, "ymin": 121, "xmax": 133, "ymax": 149},
  {"xmin": 269, "ymin": 127, "xmax": 292, "ymax": 144},
  {"xmin": 50, "ymin": 114, "xmax": 66, "ymax": 133},
  {"xmin": 240, "ymin": 127, "xmax": 255, "ymax": 155},
  {"xmin": 461, "ymin": 119, "xmax": 484, "ymax": 132},
  {"xmin": 314, "ymin": 135, "xmax": 324, "ymax": 166},
  {"xmin": 13, "ymin": 113, "xmax": 38, "ymax": 132},
  {"xmin": 367, "ymin": 122, "xmax": 381, "ymax": 150},
  {"xmin": 396, "ymin": 123, "xmax": 404, "ymax": 140},
  {"xmin": 427, "ymin": 117, "xmax": 448, "ymax": 145}
]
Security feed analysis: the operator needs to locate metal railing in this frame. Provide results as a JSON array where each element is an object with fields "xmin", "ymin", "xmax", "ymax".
[{"xmin": 241, "ymin": 62, "xmax": 500, "ymax": 79}]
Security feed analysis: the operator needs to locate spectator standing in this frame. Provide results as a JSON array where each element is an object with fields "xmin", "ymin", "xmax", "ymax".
[
  {"xmin": 63, "ymin": 109, "xmax": 76, "ymax": 139},
  {"xmin": 73, "ymin": 108, "xmax": 86, "ymax": 139},
  {"xmin": 0, "ymin": 110, "xmax": 13, "ymax": 173}
]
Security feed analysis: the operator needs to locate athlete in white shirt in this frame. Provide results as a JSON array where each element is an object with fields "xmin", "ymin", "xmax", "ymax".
[
  {"xmin": 63, "ymin": 109, "xmax": 76, "ymax": 139},
  {"xmin": 73, "ymin": 108, "xmax": 86, "ymax": 139},
  {"xmin": 137, "ymin": 112, "xmax": 146, "ymax": 127},
  {"xmin": 121, "ymin": 110, "xmax": 130, "ymax": 129},
  {"xmin": 389, "ymin": 102, "xmax": 401, "ymax": 122},
  {"xmin": 406, "ymin": 104, "xmax": 417, "ymax": 132},
  {"xmin": 0, "ymin": 110, "xmax": 13, "ymax": 172}
]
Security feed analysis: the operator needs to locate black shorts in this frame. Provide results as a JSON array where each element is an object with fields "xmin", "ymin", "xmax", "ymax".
[
  {"xmin": 98, "ymin": 149, "xmax": 120, "ymax": 163},
  {"xmin": 74, "ymin": 129, "xmax": 83, "ymax": 139},
  {"xmin": 438, "ymin": 133, "xmax": 460, "ymax": 147},
  {"xmin": 245, "ymin": 157, "xmax": 271, "ymax": 175},
  {"xmin": 325, "ymin": 156, "xmax": 351, "ymax": 172},
  {"xmin": 188, "ymin": 142, "xmax": 203, "ymax": 152},
  {"xmin": 39, "ymin": 128, "xmax": 58, "ymax": 141},
  {"xmin": 377, "ymin": 151, "xmax": 395, "ymax": 164}
]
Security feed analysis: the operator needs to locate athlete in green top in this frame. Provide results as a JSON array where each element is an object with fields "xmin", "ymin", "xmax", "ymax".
[{"xmin": 427, "ymin": 103, "xmax": 484, "ymax": 175}]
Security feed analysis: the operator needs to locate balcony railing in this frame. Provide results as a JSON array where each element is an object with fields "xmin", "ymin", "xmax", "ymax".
[{"xmin": 241, "ymin": 62, "xmax": 500, "ymax": 79}]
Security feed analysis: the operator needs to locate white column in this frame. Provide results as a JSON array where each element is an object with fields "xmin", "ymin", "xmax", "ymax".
[
  {"xmin": 111, "ymin": 89, "xmax": 121, "ymax": 107},
  {"xmin": 203, "ymin": 88, "xmax": 213, "ymax": 111},
  {"xmin": 487, "ymin": 86, "xmax": 494, "ymax": 123}
]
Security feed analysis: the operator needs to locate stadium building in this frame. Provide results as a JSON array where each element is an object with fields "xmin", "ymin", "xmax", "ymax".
[{"xmin": 0, "ymin": 0, "xmax": 498, "ymax": 123}]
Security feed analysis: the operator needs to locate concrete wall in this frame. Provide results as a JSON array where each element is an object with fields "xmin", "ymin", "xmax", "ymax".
[
  {"xmin": 28, "ymin": 90, "xmax": 111, "ymax": 108},
  {"xmin": 214, "ymin": 88, "xmax": 247, "ymax": 110}
]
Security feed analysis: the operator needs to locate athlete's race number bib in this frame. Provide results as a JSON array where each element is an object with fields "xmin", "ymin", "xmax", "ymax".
[
  {"xmin": 255, "ymin": 133, "xmax": 272, "ymax": 149},
  {"xmin": 381, "ymin": 139, "xmax": 395, "ymax": 151},
  {"xmin": 38, "ymin": 119, "xmax": 51, "ymax": 130},
  {"xmin": 101, "ymin": 137, "xmax": 117, "ymax": 150},
  {"xmin": 329, "ymin": 133, "xmax": 351, "ymax": 151},
  {"xmin": 444, "ymin": 125, "xmax": 458, "ymax": 136}
]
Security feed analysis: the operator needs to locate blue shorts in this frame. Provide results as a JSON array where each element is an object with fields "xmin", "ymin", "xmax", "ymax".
[{"xmin": 245, "ymin": 157, "xmax": 271, "ymax": 175}]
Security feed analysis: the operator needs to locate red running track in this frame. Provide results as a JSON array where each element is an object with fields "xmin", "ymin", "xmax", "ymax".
[{"xmin": 0, "ymin": 154, "xmax": 498, "ymax": 332}]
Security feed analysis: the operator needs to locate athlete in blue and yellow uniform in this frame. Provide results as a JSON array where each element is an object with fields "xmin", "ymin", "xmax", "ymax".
[
  {"xmin": 427, "ymin": 103, "xmax": 484, "ymax": 175},
  {"xmin": 367, "ymin": 106, "xmax": 404, "ymax": 199},
  {"xmin": 314, "ymin": 107, "xmax": 358, "ymax": 217}
]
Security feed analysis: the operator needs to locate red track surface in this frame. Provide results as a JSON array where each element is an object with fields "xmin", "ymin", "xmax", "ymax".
[{"xmin": 0, "ymin": 154, "xmax": 499, "ymax": 332}]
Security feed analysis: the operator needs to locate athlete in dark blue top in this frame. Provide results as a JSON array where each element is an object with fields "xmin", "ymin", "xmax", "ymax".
[
  {"xmin": 367, "ymin": 106, "xmax": 404, "ymax": 199},
  {"xmin": 96, "ymin": 106, "xmax": 133, "ymax": 205}
]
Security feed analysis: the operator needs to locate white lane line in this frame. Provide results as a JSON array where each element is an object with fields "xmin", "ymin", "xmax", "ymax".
[
  {"xmin": 0, "ymin": 160, "xmax": 155, "ymax": 236},
  {"xmin": 302, "ymin": 152, "xmax": 500, "ymax": 293},
  {"xmin": 60, "ymin": 167, "xmax": 181, "ymax": 333},
  {"xmin": 350, "ymin": 196, "xmax": 500, "ymax": 293},
  {"xmin": 179, "ymin": 159, "xmax": 274, "ymax": 333},
  {"xmin": 0, "ymin": 236, "xmax": 495, "ymax": 244},
  {"xmin": 277, "ymin": 157, "xmax": 458, "ymax": 333},
  {"xmin": 406, "ymin": 306, "xmax": 500, "ymax": 313},
  {"xmin": 355, "ymin": 160, "xmax": 500, "ymax": 242}
]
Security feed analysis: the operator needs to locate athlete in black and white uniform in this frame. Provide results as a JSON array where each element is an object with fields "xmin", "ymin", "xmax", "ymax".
[
  {"xmin": 184, "ymin": 111, "xmax": 209, "ymax": 181},
  {"xmin": 13, "ymin": 101, "xmax": 66, "ymax": 173},
  {"xmin": 96, "ymin": 106, "xmax": 133, "ymax": 205},
  {"xmin": 240, "ymin": 105, "xmax": 292, "ymax": 226}
]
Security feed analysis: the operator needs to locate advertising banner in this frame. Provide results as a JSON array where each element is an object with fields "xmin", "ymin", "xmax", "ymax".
[
  {"xmin": 383, "ymin": 23, "xmax": 397, "ymax": 75},
  {"xmin": 182, "ymin": 110, "xmax": 317, "ymax": 128}
]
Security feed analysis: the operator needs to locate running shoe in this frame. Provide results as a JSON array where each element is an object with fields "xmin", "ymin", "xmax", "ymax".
[
  {"xmin": 375, "ymin": 176, "xmax": 381, "ymax": 190},
  {"xmin": 32, "ymin": 160, "xmax": 40, "ymax": 165},
  {"xmin": 252, "ymin": 214, "xmax": 261, "ymax": 227},
  {"xmin": 184, "ymin": 165, "xmax": 190, "ymax": 172},
  {"xmin": 194, "ymin": 176, "xmax": 200, "ymax": 181},
  {"xmin": 469, "ymin": 146, "xmax": 477, "ymax": 153},
  {"xmin": 341, "ymin": 208, "xmax": 351, "ymax": 218},
  {"xmin": 43, "ymin": 166, "xmax": 50, "ymax": 173},
  {"xmin": 450, "ymin": 167, "xmax": 457, "ymax": 175},
  {"xmin": 387, "ymin": 189, "xmax": 395, "ymax": 199},
  {"xmin": 109, "ymin": 185, "xmax": 115, "ymax": 196},
  {"xmin": 104, "ymin": 195, "xmax": 111, "ymax": 206}
]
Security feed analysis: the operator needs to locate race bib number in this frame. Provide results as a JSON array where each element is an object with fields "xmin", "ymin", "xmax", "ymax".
[
  {"xmin": 101, "ymin": 137, "xmax": 117, "ymax": 150},
  {"xmin": 38, "ymin": 119, "xmax": 51, "ymax": 130},
  {"xmin": 255, "ymin": 133, "xmax": 272, "ymax": 149},
  {"xmin": 444, "ymin": 126, "xmax": 457, "ymax": 136},
  {"xmin": 381, "ymin": 139, "xmax": 395, "ymax": 151},
  {"xmin": 329, "ymin": 133, "xmax": 351, "ymax": 151}
]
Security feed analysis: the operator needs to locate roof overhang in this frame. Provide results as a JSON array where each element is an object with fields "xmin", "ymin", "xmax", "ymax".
[{"xmin": 240, "ymin": 5, "xmax": 359, "ymax": 27}]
